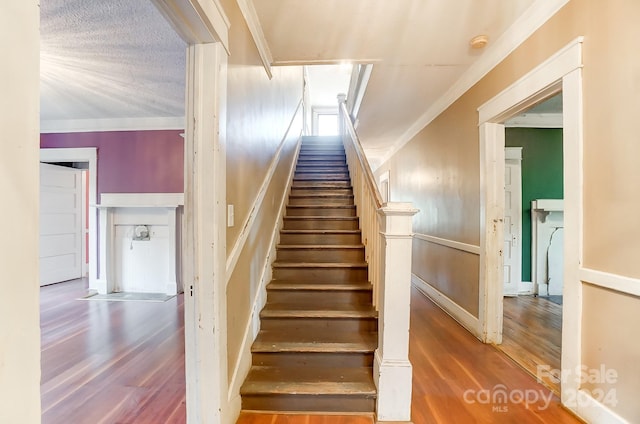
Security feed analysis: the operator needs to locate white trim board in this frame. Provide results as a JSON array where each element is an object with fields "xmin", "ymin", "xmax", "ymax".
[
  {"xmin": 225, "ymin": 99, "xmax": 303, "ymax": 281},
  {"xmin": 412, "ymin": 274, "xmax": 482, "ymax": 340},
  {"xmin": 375, "ymin": 0, "xmax": 570, "ymax": 170},
  {"xmin": 414, "ymin": 233, "xmax": 480, "ymax": 255},
  {"xmin": 505, "ymin": 112, "xmax": 563, "ymax": 128},
  {"xmin": 151, "ymin": 0, "xmax": 230, "ymax": 48},
  {"xmin": 580, "ymin": 267, "xmax": 640, "ymax": 298},
  {"xmin": 571, "ymin": 389, "xmax": 628, "ymax": 424},
  {"xmin": 236, "ymin": 0, "xmax": 273, "ymax": 79},
  {"xmin": 40, "ymin": 117, "xmax": 185, "ymax": 133},
  {"xmin": 99, "ymin": 193, "xmax": 184, "ymax": 207}
]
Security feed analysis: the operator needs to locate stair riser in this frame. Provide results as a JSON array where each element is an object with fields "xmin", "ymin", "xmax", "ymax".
[
  {"xmin": 288, "ymin": 197, "xmax": 353, "ymax": 206},
  {"xmin": 295, "ymin": 167, "xmax": 349, "ymax": 173},
  {"xmin": 294, "ymin": 173, "xmax": 350, "ymax": 180},
  {"xmin": 252, "ymin": 352, "xmax": 373, "ymax": 367},
  {"xmin": 241, "ymin": 394, "xmax": 375, "ymax": 413},
  {"xmin": 296, "ymin": 161, "xmax": 347, "ymax": 167},
  {"xmin": 267, "ymin": 290, "xmax": 372, "ymax": 305},
  {"xmin": 260, "ymin": 317, "xmax": 378, "ymax": 333},
  {"xmin": 290, "ymin": 188, "xmax": 352, "ymax": 196},
  {"xmin": 279, "ymin": 233, "xmax": 362, "ymax": 245},
  {"xmin": 282, "ymin": 219, "xmax": 358, "ymax": 231},
  {"xmin": 273, "ymin": 267, "xmax": 368, "ymax": 282},
  {"xmin": 291, "ymin": 179, "xmax": 351, "ymax": 189},
  {"xmin": 276, "ymin": 248, "xmax": 364, "ymax": 263},
  {"xmin": 300, "ymin": 146, "xmax": 345, "ymax": 156},
  {"xmin": 286, "ymin": 206, "xmax": 356, "ymax": 217},
  {"xmin": 298, "ymin": 154, "xmax": 346, "ymax": 160}
]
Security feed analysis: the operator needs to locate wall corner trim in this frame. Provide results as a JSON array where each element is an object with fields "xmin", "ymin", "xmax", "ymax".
[
  {"xmin": 236, "ymin": 0, "xmax": 273, "ymax": 79},
  {"xmin": 377, "ymin": 0, "xmax": 571, "ymax": 167}
]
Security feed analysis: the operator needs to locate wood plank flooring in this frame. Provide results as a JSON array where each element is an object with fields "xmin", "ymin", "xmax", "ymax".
[
  {"xmin": 41, "ymin": 280, "xmax": 578, "ymax": 423},
  {"xmin": 500, "ymin": 295, "xmax": 563, "ymax": 393},
  {"xmin": 40, "ymin": 279, "xmax": 185, "ymax": 424},
  {"xmin": 238, "ymin": 287, "xmax": 580, "ymax": 423}
]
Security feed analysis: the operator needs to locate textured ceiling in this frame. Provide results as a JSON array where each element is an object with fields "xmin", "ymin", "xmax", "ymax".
[{"xmin": 40, "ymin": 0, "xmax": 186, "ymax": 122}]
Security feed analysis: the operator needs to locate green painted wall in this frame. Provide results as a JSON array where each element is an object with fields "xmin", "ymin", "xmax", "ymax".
[{"xmin": 505, "ymin": 128, "xmax": 563, "ymax": 282}]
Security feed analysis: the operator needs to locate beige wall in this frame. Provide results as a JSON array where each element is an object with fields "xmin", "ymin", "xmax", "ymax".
[
  {"xmin": 582, "ymin": 284, "xmax": 640, "ymax": 422},
  {"xmin": 380, "ymin": 0, "xmax": 640, "ymax": 420},
  {"xmin": 0, "ymin": 1, "xmax": 41, "ymax": 423},
  {"xmin": 220, "ymin": 0, "xmax": 303, "ymax": 383}
]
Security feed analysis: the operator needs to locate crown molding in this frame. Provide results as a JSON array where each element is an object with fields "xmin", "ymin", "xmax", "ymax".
[
  {"xmin": 40, "ymin": 117, "xmax": 185, "ymax": 133},
  {"xmin": 236, "ymin": 0, "xmax": 273, "ymax": 79},
  {"xmin": 375, "ymin": 0, "xmax": 570, "ymax": 170}
]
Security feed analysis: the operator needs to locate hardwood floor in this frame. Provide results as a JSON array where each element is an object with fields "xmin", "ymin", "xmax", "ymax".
[
  {"xmin": 238, "ymin": 287, "xmax": 580, "ymax": 423},
  {"xmin": 500, "ymin": 296, "xmax": 563, "ymax": 393},
  {"xmin": 41, "ymin": 280, "xmax": 577, "ymax": 423},
  {"xmin": 40, "ymin": 279, "xmax": 185, "ymax": 424}
]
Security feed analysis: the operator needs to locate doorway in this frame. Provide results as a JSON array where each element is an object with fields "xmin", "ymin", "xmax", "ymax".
[
  {"xmin": 477, "ymin": 37, "xmax": 584, "ymax": 405},
  {"xmin": 499, "ymin": 95, "xmax": 565, "ymax": 391}
]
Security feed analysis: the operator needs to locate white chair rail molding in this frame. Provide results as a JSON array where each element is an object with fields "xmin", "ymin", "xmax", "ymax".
[{"xmin": 95, "ymin": 193, "xmax": 184, "ymax": 295}]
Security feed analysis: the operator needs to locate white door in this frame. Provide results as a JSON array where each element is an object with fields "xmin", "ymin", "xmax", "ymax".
[
  {"xmin": 504, "ymin": 148, "xmax": 522, "ymax": 296},
  {"xmin": 40, "ymin": 163, "xmax": 83, "ymax": 286}
]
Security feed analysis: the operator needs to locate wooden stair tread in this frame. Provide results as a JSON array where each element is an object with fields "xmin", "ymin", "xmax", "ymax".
[
  {"xmin": 267, "ymin": 282, "xmax": 371, "ymax": 291},
  {"xmin": 253, "ymin": 332, "xmax": 377, "ymax": 353},
  {"xmin": 241, "ymin": 367, "xmax": 376, "ymax": 396},
  {"xmin": 280, "ymin": 229, "xmax": 361, "ymax": 234},
  {"xmin": 286, "ymin": 205, "xmax": 355, "ymax": 208},
  {"xmin": 255, "ymin": 330, "xmax": 376, "ymax": 343},
  {"xmin": 276, "ymin": 244, "xmax": 364, "ymax": 250},
  {"xmin": 260, "ymin": 308, "xmax": 377, "ymax": 319},
  {"xmin": 289, "ymin": 194, "xmax": 353, "ymax": 198},
  {"xmin": 283, "ymin": 216, "xmax": 358, "ymax": 220},
  {"xmin": 273, "ymin": 262, "xmax": 368, "ymax": 268}
]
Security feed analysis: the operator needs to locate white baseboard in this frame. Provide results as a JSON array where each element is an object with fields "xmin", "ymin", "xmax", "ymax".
[
  {"xmin": 411, "ymin": 274, "xmax": 482, "ymax": 340},
  {"xmin": 569, "ymin": 389, "xmax": 628, "ymax": 424},
  {"xmin": 518, "ymin": 281, "xmax": 534, "ymax": 295}
]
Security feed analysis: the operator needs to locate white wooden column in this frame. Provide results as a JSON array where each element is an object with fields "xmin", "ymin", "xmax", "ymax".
[
  {"xmin": 374, "ymin": 202, "xmax": 418, "ymax": 422},
  {"xmin": 183, "ymin": 42, "xmax": 228, "ymax": 424}
]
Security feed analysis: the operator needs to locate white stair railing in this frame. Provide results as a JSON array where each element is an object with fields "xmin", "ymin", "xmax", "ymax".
[{"xmin": 338, "ymin": 94, "xmax": 417, "ymax": 422}]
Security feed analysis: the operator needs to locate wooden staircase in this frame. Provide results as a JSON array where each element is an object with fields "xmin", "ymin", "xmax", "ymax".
[{"xmin": 240, "ymin": 136, "xmax": 378, "ymax": 413}]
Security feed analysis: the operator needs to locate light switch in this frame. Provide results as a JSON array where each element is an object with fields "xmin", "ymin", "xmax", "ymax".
[{"xmin": 227, "ymin": 204, "xmax": 234, "ymax": 227}]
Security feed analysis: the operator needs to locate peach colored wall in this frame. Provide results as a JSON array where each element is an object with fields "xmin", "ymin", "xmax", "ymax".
[
  {"xmin": 0, "ymin": 1, "xmax": 41, "ymax": 423},
  {"xmin": 380, "ymin": 1, "xmax": 640, "ymax": 420},
  {"xmin": 221, "ymin": 0, "xmax": 303, "ymax": 381}
]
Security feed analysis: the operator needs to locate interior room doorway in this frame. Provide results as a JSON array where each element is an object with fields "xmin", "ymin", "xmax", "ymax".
[{"xmin": 499, "ymin": 94, "xmax": 564, "ymax": 392}]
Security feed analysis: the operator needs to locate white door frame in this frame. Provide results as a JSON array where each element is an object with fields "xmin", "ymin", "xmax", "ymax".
[
  {"xmin": 40, "ymin": 147, "xmax": 97, "ymax": 286},
  {"xmin": 151, "ymin": 1, "xmax": 230, "ymax": 423},
  {"xmin": 477, "ymin": 37, "xmax": 583, "ymax": 409}
]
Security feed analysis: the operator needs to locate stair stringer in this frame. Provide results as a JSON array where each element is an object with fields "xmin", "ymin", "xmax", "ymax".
[{"xmin": 226, "ymin": 136, "xmax": 303, "ymax": 416}]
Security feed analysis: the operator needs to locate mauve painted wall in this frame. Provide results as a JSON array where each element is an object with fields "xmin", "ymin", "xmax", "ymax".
[{"xmin": 41, "ymin": 130, "xmax": 184, "ymax": 201}]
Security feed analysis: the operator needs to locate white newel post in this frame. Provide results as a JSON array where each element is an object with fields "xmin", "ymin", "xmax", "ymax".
[{"xmin": 375, "ymin": 202, "xmax": 418, "ymax": 422}]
